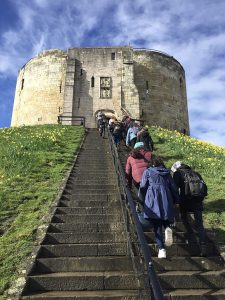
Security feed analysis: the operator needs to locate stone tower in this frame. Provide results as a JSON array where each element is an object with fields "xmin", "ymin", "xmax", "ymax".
[{"xmin": 11, "ymin": 46, "xmax": 189, "ymax": 133}]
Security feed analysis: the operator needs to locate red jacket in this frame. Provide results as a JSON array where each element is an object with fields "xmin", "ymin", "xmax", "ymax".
[{"xmin": 125, "ymin": 149, "xmax": 152, "ymax": 186}]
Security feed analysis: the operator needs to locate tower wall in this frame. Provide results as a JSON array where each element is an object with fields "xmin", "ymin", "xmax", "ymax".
[
  {"xmin": 133, "ymin": 50, "xmax": 189, "ymax": 133},
  {"xmin": 11, "ymin": 47, "xmax": 189, "ymax": 133},
  {"xmin": 11, "ymin": 49, "xmax": 67, "ymax": 126}
]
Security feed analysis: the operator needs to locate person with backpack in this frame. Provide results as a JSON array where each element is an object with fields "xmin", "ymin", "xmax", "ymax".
[
  {"xmin": 136, "ymin": 126, "xmax": 154, "ymax": 151},
  {"xmin": 111, "ymin": 121, "xmax": 123, "ymax": 150},
  {"xmin": 171, "ymin": 161, "xmax": 207, "ymax": 256},
  {"xmin": 126, "ymin": 122, "xmax": 140, "ymax": 148},
  {"xmin": 139, "ymin": 156, "xmax": 180, "ymax": 258}
]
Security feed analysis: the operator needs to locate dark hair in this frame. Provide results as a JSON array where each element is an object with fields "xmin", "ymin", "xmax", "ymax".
[
  {"xmin": 129, "ymin": 148, "xmax": 143, "ymax": 159},
  {"xmin": 149, "ymin": 155, "xmax": 165, "ymax": 168}
]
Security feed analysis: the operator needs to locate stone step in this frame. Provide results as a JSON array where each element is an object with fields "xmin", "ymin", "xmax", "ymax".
[
  {"xmin": 21, "ymin": 289, "xmax": 149, "ymax": 299},
  {"xmin": 52, "ymin": 214, "xmax": 123, "ymax": 223},
  {"xmin": 60, "ymin": 194, "xmax": 118, "ymax": 202},
  {"xmin": 63, "ymin": 189, "xmax": 118, "ymax": 195},
  {"xmin": 148, "ymin": 242, "xmax": 218, "ymax": 257},
  {"xmin": 25, "ymin": 271, "xmax": 138, "ymax": 291},
  {"xmin": 42, "ymin": 232, "xmax": 127, "ymax": 244},
  {"xmin": 164, "ymin": 289, "xmax": 225, "ymax": 299},
  {"xmin": 70, "ymin": 179, "xmax": 116, "ymax": 184},
  {"xmin": 66, "ymin": 184, "xmax": 117, "ymax": 191},
  {"xmin": 47, "ymin": 223, "xmax": 125, "ymax": 233},
  {"xmin": 55, "ymin": 207, "xmax": 121, "ymax": 215},
  {"xmin": 145, "ymin": 231, "xmax": 212, "ymax": 244},
  {"xmin": 58, "ymin": 199, "xmax": 121, "ymax": 207},
  {"xmin": 69, "ymin": 172, "xmax": 115, "ymax": 178},
  {"xmin": 159, "ymin": 270, "xmax": 225, "ymax": 289},
  {"xmin": 39, "ymin": 243, "xmax": 128, "ymax": 257},
  {"xmin": 152, "ymin": 256, "xmax": 224, "ymax": 272},
  {"xmin": 33, "ymin": 257, "xmax": 133, "ymax": 273}
]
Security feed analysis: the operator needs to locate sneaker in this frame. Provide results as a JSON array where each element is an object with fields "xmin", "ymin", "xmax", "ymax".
[
  {"xmin": 165, "ymin": 227, "xmax": 173, "ymax": 247},
  {"xmin": 158, "ymin": 248, "xmax": 166, "ymax": 259}
]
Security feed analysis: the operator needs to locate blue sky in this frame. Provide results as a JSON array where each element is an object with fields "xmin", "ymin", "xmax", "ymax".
[{"xmin": 0, "ymin": 0, "xmax": 225, "ymax": 147}]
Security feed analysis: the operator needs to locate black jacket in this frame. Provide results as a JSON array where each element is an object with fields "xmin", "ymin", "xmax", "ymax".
[{"xmin": 173, "ymin": 164, "xmax": 204, "ymax": 212}]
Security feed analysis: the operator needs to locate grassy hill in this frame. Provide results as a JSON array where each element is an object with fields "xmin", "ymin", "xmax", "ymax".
[
  {"xmin": 0, "ymin": 125, "xmax": 85, "ymax": 296},
  {"xmin": 150, "ymin": 126, "xmax": 225, "ymax": 241},
  {"xmin": 0, "ymin": 124, "xmax": 224, "ymax": 297}
]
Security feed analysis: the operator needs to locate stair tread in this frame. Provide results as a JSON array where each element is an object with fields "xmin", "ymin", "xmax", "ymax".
[
  {"xmin": 30, "ymin": 271, "xmax": 136, "ymax": 277},
  {"xmin": 165, "ymin": 288, "xmax": 225, "ymax": 295},
  {"xmin": 160, "ymin": 270, "xmax": 225, "ymax": 275},
  {"xmin": 22, "ymin": 289, "xmax": 145, "ymax": 296}
]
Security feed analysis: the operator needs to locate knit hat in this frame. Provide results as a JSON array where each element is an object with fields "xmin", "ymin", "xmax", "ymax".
[
  {"xmin": 171, "ymin": 161, "xmax": 182, "ymax": 173},
  {"xmin": 134, "ymin": 142, "xmax": 144, "ymax": 149}
]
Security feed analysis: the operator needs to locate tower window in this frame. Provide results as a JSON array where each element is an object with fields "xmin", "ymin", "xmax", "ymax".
[
  {"xmin": 146, "ymin": 80, "xmax": 149, "ymax": 92},
  {"xmin": 80, "ymin": 69, "xmax": 83, "ymax": 76},
  {"xmin": 59, "ymin": 82, "xmax": 62, "ymax": 93},
  {"xmin": 100, "ymin": 77, "xmax": 111, "ymax": 98},
  {"xmin": 111, "ymin": 53, "xmax": 116, "ymax": 60},
  {"xmin": 78, "ymin": 98, "xmax": 80, "ymax": 109},
  {"xmin": 179, "ymin": 77, "xmax": 183, "ymax": 88},
  {"xmin": 21, "ymin": 79, "xmax": 24, "ymax": 90},
  {"xmin": 91, "ymin": 76, "xmax": 95, "ymax": 87}
]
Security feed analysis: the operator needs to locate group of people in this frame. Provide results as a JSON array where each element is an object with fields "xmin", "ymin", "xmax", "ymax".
[
  {"xmin": 96, "ymin": 112, "xmax": 154, "ymax": 152},
  {"xmin": 125, "ymin": 142, "xmax": 208, "ymax": 259},
  {"xmin": 96, "ymin": 111, "xmax": 208, "ymax": 259}
]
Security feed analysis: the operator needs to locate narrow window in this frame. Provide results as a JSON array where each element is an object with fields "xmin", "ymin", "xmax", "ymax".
[
  {"xmin": 59, "ymin": 82, "xmax": 62, "ymax": 93},
  {"xmin": 91, "ymin": 76, "xmax": 95, "ymax": 87},
  {"xmin": 21, "ymin": 79, "xmax": 24, "ymax": 90},
  {"xmin": 179, "ymin": 77, "xmax": 183, "ymax": 88},
  {"xmin": 78, "ymin": 98, "xmax": 80, "ymax": 109},
  {"xmin": 111, "ymin": 53, "xmax": 116, "ymax": 60},
  {"xmin": 80, "ymin": 69, "xmax": 83, "ymax": 76},
  {"xmin": 146, "ymin": 80, "xmax": 149, "ymax": 90}
]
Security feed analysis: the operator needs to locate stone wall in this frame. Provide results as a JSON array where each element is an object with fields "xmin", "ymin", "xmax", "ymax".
[
  {"xmin": 11, "ymin": 49, "xmax": 67, "ymax": 126},
  {"xmin": 133, "ymin": 50, "xmax": 189, "ymax": 133}
]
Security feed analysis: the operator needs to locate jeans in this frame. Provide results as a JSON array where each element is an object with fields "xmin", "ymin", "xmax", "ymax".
[
  {"xmin": 138, "ymin": 213, "xmax": 170, "ymax": 249},
  {"xmin": 151, "ymin": 219, "xmax": 171, "ymax": 249},
  {"xmin": 180, "ymin": 210, "xmax": 206, "ymax": 243}
]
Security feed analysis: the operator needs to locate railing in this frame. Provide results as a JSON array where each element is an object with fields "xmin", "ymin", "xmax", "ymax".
[
  {"xmin": 108, "ymin": 130, "xmax": 165, "ymax": 300},
  {"xmin": 58, "ymin": 115, "xmax": 85, "ymax": 127},
  {"xmin": 120, "ymin": 106, "xmax": 144, "ymax": 126}
]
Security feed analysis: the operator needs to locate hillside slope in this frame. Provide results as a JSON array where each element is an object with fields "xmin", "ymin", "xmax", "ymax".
[
  {"xmin": 150, "ymin": 125, "xmax": 225, "ymax": 244},
  {"xmin": 0, "ymin": 125, "xmax": 85, "ymax": 296}
]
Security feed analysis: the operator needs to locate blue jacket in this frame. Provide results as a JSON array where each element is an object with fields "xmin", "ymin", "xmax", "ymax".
[
  {"xmin": 126, "ymin": 126, "xmax": 139, "ymax": 145},
  {"xmin": 140, "ymin": 167, "xmax": 179, "ymax": 222}
]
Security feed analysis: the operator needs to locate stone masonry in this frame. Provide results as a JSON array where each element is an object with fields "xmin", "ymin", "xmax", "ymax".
[{"xmin": 11, "ymin": 46, "xmax": 189, "ymax": 133}]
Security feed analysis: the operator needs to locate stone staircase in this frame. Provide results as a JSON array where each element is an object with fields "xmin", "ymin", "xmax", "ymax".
[
  {"xmin": 118, "ymin": 142, "xmax": 225, "ymax": 299},
  {"xmin": 20, "ymin": 129, "xmax": 148, "ymax": 299}
]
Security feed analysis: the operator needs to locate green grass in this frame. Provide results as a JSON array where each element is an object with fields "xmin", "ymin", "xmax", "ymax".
[
  {"xmin": 150, "ymin": 126, "xmax": 225, "ymax": 242},
  {"xmin": 0, "ymin": 125, "xmax": 85, "ymax": 295}
]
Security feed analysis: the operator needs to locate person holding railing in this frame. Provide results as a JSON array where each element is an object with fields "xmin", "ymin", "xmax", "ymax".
[{"xmin": 139, "ymin": 155, "xmax": 180, "ymax": 259}]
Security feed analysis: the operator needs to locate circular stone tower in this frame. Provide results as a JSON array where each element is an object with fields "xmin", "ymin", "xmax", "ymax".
[
  {"xmin": 11, "ymin": 47, "xmax": 189, "ymax": 133},
  {"xmin": 11, "ymin": 49, "xmax": 67, "ymax": 126}
]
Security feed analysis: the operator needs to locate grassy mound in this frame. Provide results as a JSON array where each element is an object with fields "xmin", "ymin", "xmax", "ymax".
[
  {"xmin": 0, "ymin": 125, "xmax": 85, "ymax": 294},
  {"xmin": 150, "ymin": 126, "xmax": 225, "ymax": 241}
]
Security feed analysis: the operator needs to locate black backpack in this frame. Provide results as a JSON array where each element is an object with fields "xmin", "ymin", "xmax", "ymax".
[{"xmin": 180, "ymin": 169, "xmax": 207, "ymax": 198}]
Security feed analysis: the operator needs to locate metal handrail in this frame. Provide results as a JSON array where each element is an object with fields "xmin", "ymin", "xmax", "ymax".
[
  {"xmin": 120, "ymin": 106, "xmax": 144, "ymax": 125},
  {"xmin": 108, "ymin": 131, "xmax": 165, "ymax": 300},
  {"xmin": 58, "ymin": 115, "xmax": 85, "ymax": 127}
]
